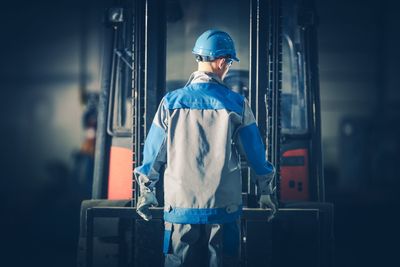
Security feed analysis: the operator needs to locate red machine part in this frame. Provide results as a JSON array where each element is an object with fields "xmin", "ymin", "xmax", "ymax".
[
  {"xmin": 280, "ymin": 149, "xmax": 309, "ymax": 201},
  {"xmin": 107, "ymin": 146, "xmax": 133, "ymax": 199}
]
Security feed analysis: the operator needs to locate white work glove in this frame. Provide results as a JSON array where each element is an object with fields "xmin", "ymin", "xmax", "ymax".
[
  {"xmin": 137, "ymin": 191, "xmax": 158, "ymax": 221},
  {"xmin": 259, "ymin": 194, "xmax": 278, "ymax": 222}
]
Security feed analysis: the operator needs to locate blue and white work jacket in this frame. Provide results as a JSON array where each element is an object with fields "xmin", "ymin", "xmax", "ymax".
[{"xmin": 134, "ymin": 71, "xmax": 275, "ymax": 224}]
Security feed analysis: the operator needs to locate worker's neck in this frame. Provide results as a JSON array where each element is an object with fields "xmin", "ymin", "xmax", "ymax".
[{"xmin": 198, "ymin": 62, "xmax": 223, "ymax": 80}]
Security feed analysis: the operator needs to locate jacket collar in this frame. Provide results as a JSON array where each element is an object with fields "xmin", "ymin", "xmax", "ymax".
[{"xmin": 185, "ymin": 71, "xmax": 227, "ymax": 87}]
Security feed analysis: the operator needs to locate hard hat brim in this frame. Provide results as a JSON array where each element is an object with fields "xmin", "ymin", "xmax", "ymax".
[{"xmin": 192, "ymin": 49, "xmax": 240, "ymax": 62}]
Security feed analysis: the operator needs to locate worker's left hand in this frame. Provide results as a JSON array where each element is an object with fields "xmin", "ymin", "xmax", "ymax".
[
  {"xmin": 259, "ymin": 194, "xmax": 278, "ymax": 222},
  {"xmin": 137, "ymin": 191, "xmax": 158, "ymax": 221}
]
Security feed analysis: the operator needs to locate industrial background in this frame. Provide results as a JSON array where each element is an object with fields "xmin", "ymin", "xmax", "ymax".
[{"xmin": 1, "ymin": 0, "xmax": 399, "ymax": 266}]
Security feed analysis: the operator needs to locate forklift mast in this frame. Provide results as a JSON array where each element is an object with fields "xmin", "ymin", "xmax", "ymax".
[
  {"xmin": 78, "ymin": 0, "xmax": 334, "ymax": 266},
  {"xmin": 92, "ymin": 0, "xmax": 324, "ymax": 205}
]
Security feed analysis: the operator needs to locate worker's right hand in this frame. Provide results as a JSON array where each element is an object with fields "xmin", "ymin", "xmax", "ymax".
[
  {"xmin": 259, "ymin": 194, "xmax": 278, "ymax": 222},
  {"xmin": 136, "ymin": 191, "xmax": 158, "ymax": 221}
]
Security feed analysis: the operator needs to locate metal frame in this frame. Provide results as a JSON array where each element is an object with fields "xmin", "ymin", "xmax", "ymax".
[
  {"xmin": 299, "ymin": 0, "xmax": 325, "ymax": 202},
  {"xmin": 106, "ymin": 5, "xmax": 135, "ymax": 138},
  {"xmin": 267, "ymin": 0, "xmax": 283, "ymax": 201},
  {"xmin": 131, "ymin": 0, "xmax": 167, "ymax": 205},
  {"xmin": 249, "ymin": 0, "xmax": 269, "ymax": 197},
  {"xmin": 91, "ymin": 17, "xmax": 115, "ymax": 199},
  {"xmin": 132, "ymin": 0, "xmax": 146, "ymax": 206},
  {"xmin": 94, "ymin": 0, "xmax": 322, "ymax": 203},
  {"xmin": 83, "ymin": 1, "xmax": 333, "ymax": 266},
  {"xmin": 249, "ymin": 0, "xmax": 282, "ymax": 200},
  {"xmin": 85, "ymin": 206, "xmax": 330, "ymax": 267}
]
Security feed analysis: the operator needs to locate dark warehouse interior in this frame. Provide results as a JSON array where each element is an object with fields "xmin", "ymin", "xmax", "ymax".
[{"xmin": 1, "ymin": 0, "xmax": 400, "ymax": 266}]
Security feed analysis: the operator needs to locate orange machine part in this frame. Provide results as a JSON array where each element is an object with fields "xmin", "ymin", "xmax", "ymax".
[
  {"xmin": 108, "ymin": 146, "xmax": 133, "ymax": 200},
  {"xmin": 280, "ymin": 149, "xmax": 309, "ymax": 201}
]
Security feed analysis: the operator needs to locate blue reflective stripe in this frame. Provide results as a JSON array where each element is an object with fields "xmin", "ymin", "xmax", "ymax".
[
  {"xmin": 238, "ymin": 123, "xmax": 274, "ymax": 175},
  {"xmin": 165, "ymin": 83, "xmax": 243, "ymax": 114},
  {"xmin": 164, "ymin": 206, "xmax": 242, "ymax": 224},
  {"xmin": 163, "ymin": 229, "xmax": 172, "ymax": 254},
  {"xmin": 134, "ymin": 123, "xmax": 166, "ymax": 176}
]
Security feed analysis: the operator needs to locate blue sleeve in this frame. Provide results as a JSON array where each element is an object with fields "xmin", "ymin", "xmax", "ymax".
[
  {"xmin": 237, "ymin": 123, "xmax": 275, "ymax": 175},
  {"xmin": 236, "ymin": 123, "xmax": 275, "ymax": 194},
  {"xmin": 134, "ymin": 99, "xmax": 168, "ymax": 193},
  {"xmin": 236, "ymin": 99, "xmax": 276, "ymax": 195}
]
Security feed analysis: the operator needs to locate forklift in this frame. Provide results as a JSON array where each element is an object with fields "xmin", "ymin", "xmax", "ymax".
[{"xmin": 77, "ymin": 0, "xmax": 334, "ymax": 266}]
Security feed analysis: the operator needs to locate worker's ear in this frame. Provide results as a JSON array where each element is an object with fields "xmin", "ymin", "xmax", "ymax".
[{"xmin": 217, "ymin": 58, "xmax": 225, "ymax": 70}]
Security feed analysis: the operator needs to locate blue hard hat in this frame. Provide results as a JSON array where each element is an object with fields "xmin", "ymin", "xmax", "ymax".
[{"xmin": 192, "ymin": 29, "xmax": 240, "ymax": 62}]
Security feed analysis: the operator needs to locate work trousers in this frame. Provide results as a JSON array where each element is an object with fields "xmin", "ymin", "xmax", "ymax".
[{"xmin": 164, "ymin": 220, "xmax": 241, "ymax": 267}]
